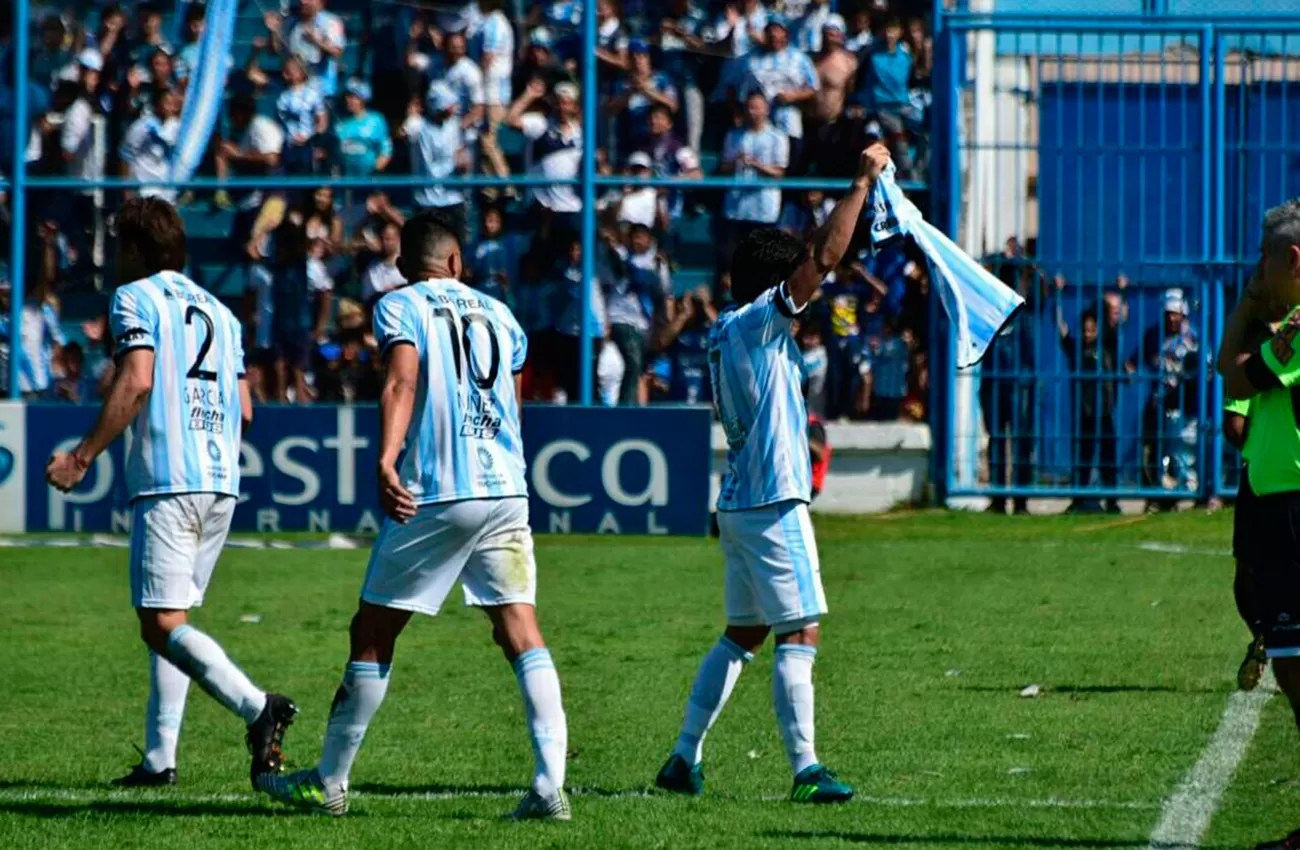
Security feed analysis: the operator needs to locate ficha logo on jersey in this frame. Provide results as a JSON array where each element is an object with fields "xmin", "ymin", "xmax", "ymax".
[{"xmin": 531, "ymin": 438, "xmax": 670, "ymax": 535}]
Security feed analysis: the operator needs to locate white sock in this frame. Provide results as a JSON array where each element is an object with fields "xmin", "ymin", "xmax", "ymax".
[
  {"xmin": 772, "ymin": 643, "xmax": 819, "ymax": 775},
  {"xmin": 513, "ymin": 648, "xmax": 567, "ymax": 796},
  {"xmin": 142, "ymin": 652, "xmax": 191, "ymax": 772},
  {"xmin": 166, "ymin": 625, "xmax": 268, "ymax": 725},
  {"xmin": 318, "ymin": 661, "xmax": 391, "ymax": 790},
  {"xmin": 672, "ymin": 636, "xmax": 752, "ymax": 765}
]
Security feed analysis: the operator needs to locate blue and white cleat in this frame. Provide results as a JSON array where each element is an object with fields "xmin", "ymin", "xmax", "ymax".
[{"xmin": 255, "ymin": 767, "xmax": 348, "ymax": 816}]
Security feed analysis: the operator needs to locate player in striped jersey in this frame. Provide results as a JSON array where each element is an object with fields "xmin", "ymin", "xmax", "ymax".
[
  {"xmin": 45, "ymin": 198, "xmax": 298, "ymax": 789},
  {"xmin": 257, "ymin": 214, "xmax": 569, "ymax": 820},
  {"xmin": 655, "ymin": 144, "xmax": 892, "ymax": 804}
]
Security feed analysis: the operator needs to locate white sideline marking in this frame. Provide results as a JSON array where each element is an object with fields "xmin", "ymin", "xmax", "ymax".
[
  {"xmin": 0, "ymin": 786, "xmax": 1161, "ymax": 811},
  {"xmin": 1145, "ymin": 670, "xmax": 1275, "ymax": 850}
]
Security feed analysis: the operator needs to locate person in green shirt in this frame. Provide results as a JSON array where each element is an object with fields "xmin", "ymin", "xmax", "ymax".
[{"xmin": 1217, "ymin": 200, "xmax": 1300, "ymax": 850}]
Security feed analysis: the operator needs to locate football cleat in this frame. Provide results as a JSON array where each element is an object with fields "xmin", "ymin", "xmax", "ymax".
[
  {"xmin": 510, "ymin": 788, "xmax": 571, "ymax": 821},
  {"xmin": 1239, "ymin": 635, "xmax": 1269, "ymax": 692},
  {"xmin": 111, "ymin": 763, "xmax": 177, "ymax": 787},
  {"xmin": 246, "ymin": 693, "xmax": 298, "ymax": 787},
  {"xmin": 790, "ymin": 764, "xmax": 854, "ymax": 804},
  {"xmin": 1256, "ymin": 828, "xmax": 1300, "ymax": 850},
  {"xmin": 256, "ymin": 767, "xmax": 348, "ymax": 816},
  {"xmin": 655, "ymin": 754, "xmax": 704, "ymax": 796}
]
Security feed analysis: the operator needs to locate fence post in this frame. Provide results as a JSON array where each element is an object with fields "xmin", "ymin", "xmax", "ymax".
[
  {"xmin": 928, "ymin": 0, "xmax": 951, "ymax": 504},
  {"xmin": 578, "ymin": 0, "xmax": 597, "ymax": 406},
  {"xmin": 8, "ymin": 0, "xmax": 30, "ymax": 400},
  {"xmin": 1210, "ymin": 25, "xmax": 1227, "ymax": 498}
]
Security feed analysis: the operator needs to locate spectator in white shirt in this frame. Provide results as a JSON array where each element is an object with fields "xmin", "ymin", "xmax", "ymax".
[
  {"xmin": 475, "ymin": 0, "xmax": 515, "ymax": 184},
  {"xmin": 119, "ymin": 87, "xmax": 182, "ymax": 202},
  {"xmin": 60, "ymin": 49, "xmax": 104, "ymax": 265},
  {"xmin": 402, "ymin": 82, "xmax": 469, "ymax": 238},
  {"xmin": 430, "ymin": 31, "xmax": 486, "ymax": 151},
  {"xmin": 506, "ymin": 79, "xmax": 584, "ymax": 241},
  {"xmin": 216, "ymin": 94, "xmax": 285, "ymax": 213},
  {"xmin": 265, "ymin": 0, "xmax": 346, "ymax": 97},
  {"xmin": 597, "ymin": 151, "xmax": 667, "ymax": 232},
  {"xmin": 360, "ymin": 220, "xmax": 406, "ymax": 305}
]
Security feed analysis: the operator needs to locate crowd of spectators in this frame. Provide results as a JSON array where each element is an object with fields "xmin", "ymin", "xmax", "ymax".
[{"xmin": 1, "ymin": 0, "xmax": 937, "ymax": 422}]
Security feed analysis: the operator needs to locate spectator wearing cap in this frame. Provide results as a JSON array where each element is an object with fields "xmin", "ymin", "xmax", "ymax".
[
  {"xmin": 1137, "ymin": 286, "xmax": 1200, "ymax": 508},
  {"xmin": 265, "ymin": 0, "xmax": 346, "ymax": 97},
  {"xmin": 335, "ymin": 79, "xmax": 392, "ymax": 176},
  {"xmin": 597, "ymin": 152, "xmax": 667, "ymax": 232},
  {"xmin": 32, "ymin": 14, "xmax": 74, "ymax": 89},
  {"xmin": 119, "ymin": 86, "xmax": 182, "ymax": 202},
  {"xmin": 517, "ymin": 28, "xmax": 572, "ymax": 94},
  {"xmin": 277, "ymin": 55, "xmax": 330, "ymax": 174},
  {"xmin": 717, "ymin": 89, "xmax": 789, "ymax": 260},
  {"xmin": 792, "ymin": 0, "xmax": 833, "ymax": 54},
  {"xmin": 60, "ymin": 49, "xmax": 104, "ymax": 263},
  {"xmin": 429, "ymin": 31, "xmax": 487, "ymax": 157},
  {"xmin": 403, "ymin": 82, "xmax": 470, "ymax": 237},
  {"xmin": 808, "ymin": 14, "xmax": 860, "ymax": 177},
  {"xmin": 739, "ymin": 16, "xmax": 819, "ymax": 168},
  {"xmin": 474, "ymin": 0, "xmax": 516, "ymax": 184},
  {"xmin": 605, "ymin": 39, "xmax": 678, "ymax": 157},
  {"xmin": 507, "ymin": 79, "xmax": 584, "ymax": 240},
  {"xmin": 857, "ymin": 16, "xmax": 919, "ymax": 176},
  {"xmin": 601, "ymin": 222, "xmax": 673, "ymax": 405},
  {"xmin": 656, "ymin": 0, "xmax": 709, "ymax": 153}
]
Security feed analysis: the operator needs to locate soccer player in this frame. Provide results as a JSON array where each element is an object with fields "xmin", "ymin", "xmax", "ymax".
[
  {"xmin": 44, "ymin": 198, "xmax": 298, "ymax": 788},
  {"xmin": 654, "ymin": 143, "xmax": 892, "ymax": 803},
  {"xmin": 256, "ymin": 214, "xmax": 569, "ymax": 820},
  {"xmin": 1217, "ymin": 200, "xmax": 1300, "ymax": 850}
]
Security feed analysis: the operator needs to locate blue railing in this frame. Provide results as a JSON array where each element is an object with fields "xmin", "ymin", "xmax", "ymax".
[{"xmin": 932, "ymin": 8, "xmax": 1300, "ymax": 503}]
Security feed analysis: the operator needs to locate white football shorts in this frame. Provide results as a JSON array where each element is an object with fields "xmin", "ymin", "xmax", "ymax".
[
  {"xmin": 129, "ymin": 493, "xmax": 236, "ymax": 610},
  {"xmin": 362, "ymin": 497, "xmax": 536, "ymax": 616},
  {"xmin": 717, "ymin": 499, "xmax": 827, "ymax": 632}
]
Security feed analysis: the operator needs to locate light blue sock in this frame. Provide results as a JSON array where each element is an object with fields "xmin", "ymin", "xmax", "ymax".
[
  {"xmin": 142, "ymin": 652, "xmax": 190, "ymax": 772},
  {"xmin": 319, "ymin": 661, "xmax": 392, "ymax": 790},
  {"xmin": 166, "ymin": 625, "xmax": 267, "ymax": 725},
  {"xmin": 672, "ymin": 637, "xmax": 752, "ymax": 765},
  {"xmin": 773, "ymin": 644, "xmax": 819, "ymax": 775},
  {"xmin": 513, "ymin": 648, "xmax": 567, "ymax": 796}
]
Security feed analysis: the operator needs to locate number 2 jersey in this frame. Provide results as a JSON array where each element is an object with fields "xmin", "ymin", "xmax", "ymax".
[
  {"xmin": 109, "ymin": 271, "xmax": 246, "ymax": 500},
  {"xmin": 373, "ymin": 277, "xmax": 528, "ymax": 505}
]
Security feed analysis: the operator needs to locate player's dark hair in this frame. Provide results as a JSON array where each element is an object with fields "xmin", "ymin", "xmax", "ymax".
[
  {"xmin": 729, "ymin": 227, "xmax": 806, "ymax": 306},
  {"xmin": 400, "ymin": 211, "xmax": 461, "ymax": 271},
  {"xmin": 117, "ymin": 196, "xmax": 187, "ymax": 273}
]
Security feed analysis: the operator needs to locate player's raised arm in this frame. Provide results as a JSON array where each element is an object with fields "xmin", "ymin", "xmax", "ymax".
[{"xmin": 784, "ymin": 143, "xmax": 892, "ymax": 310}]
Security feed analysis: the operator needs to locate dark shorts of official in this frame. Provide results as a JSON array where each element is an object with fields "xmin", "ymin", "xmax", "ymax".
[
  {"xmin": 1232, "ymin": 472, "xmax": 1257, "ymax": 561},
  {"xmin": 1244, "ymin": 487, "xmax": 1300, "ymax": 659}
]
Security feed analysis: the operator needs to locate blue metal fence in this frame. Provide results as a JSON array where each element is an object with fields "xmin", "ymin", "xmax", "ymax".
[{"xmin": 936, "ymin": 10, "xmax": 1300, "ymax": 504}]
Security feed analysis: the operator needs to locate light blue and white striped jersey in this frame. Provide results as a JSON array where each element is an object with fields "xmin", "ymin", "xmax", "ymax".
[
  {"xmin": 109, "ymin": 271, "xmax": 245, "ymax": 500},
  {"xmin": 0, "ymin": 301, "xmax": 66, "ymax": 395},
  {"xmin": 722, "ymin": 126, "xmax": 789, "ymax": 224},
  {"xmin": 475, "ymin": 9, "xmax": 515, "ymax": 106},
  {"xmin": 709, "ymin": 284, "xmax": 812, "ymax": 511},
  {"xmin": 372, "ymin": 278, "xmax": 528, "ymax": 506},
  {"xmin": 741, "ymin": 48, "xmax": 819, "ymax": 139}
]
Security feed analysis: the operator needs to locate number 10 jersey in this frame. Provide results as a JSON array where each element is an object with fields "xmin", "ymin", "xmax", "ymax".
[
  {"xmin": 109, "ymin": 271, "xmax": 246, "ymax": 501},
  {"xmin": 373, "ymin": 277, "xmax": 529, "ymax": 506}
]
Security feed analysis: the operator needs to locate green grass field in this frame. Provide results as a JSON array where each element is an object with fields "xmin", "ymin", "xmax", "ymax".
[{"xmin": 1, "ymin": 511, "xmax": 1296, "ymax": 849}]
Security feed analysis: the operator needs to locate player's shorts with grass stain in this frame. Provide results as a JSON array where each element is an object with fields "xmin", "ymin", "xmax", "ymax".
[
  {"xmin": 717, "ymin": 499, "xmax": 827, "ymax": 633},
  {"xmin": 129, "ymin": 493, "xmax": 237, "ymax": 610},
  {"xmin": 362, "ymin": 496, "xmax": 536, "ymax": 616},
  {"xmin": 1245, "ymin": 488, "xmax": 1300, "ymax": 658}
]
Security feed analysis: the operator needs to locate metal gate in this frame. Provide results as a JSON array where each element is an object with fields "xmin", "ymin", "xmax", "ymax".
[{"xmin": 933, "ymin": 13, "xmax": 1300, "ymax": 504}]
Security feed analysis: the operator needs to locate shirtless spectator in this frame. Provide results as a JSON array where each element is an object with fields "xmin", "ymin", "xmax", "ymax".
[{"xmin": 808, "ymin": 14, "xmax": 858, "ymax": 177}]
